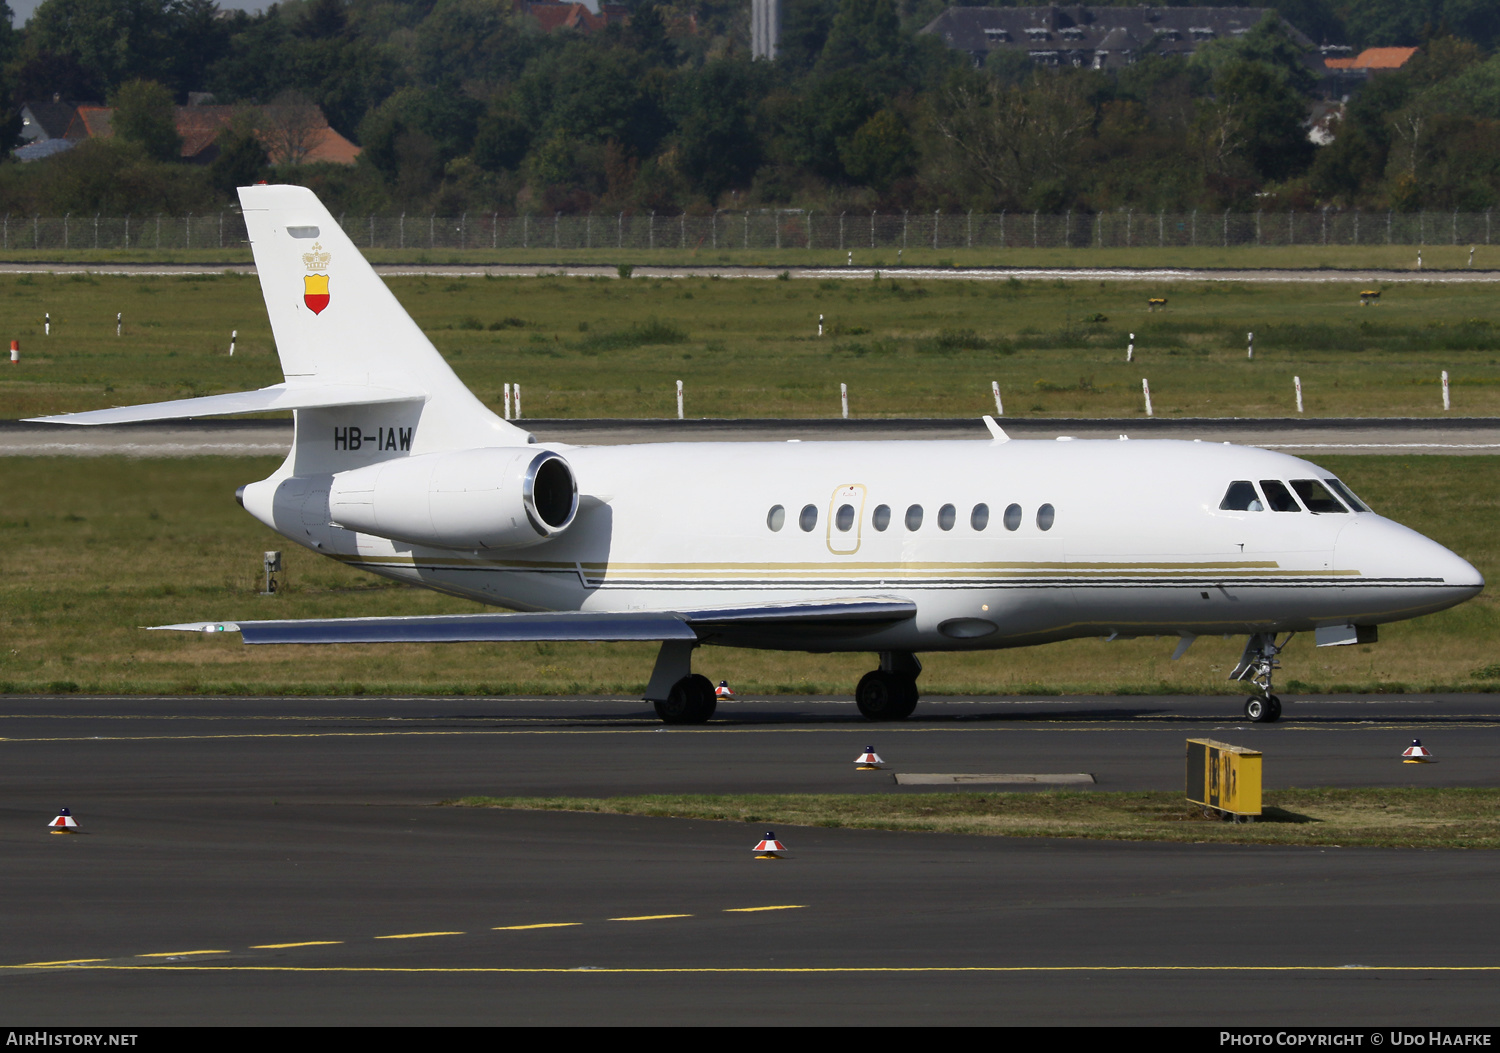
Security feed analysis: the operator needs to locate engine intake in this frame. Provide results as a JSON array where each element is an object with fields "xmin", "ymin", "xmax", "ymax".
[{"xmin": 327, "ymin": 448, "xmax": 578, "ymax": 550}]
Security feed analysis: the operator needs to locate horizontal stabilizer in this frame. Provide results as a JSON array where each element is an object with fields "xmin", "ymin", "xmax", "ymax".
[
  {"xmin": 150, "ymin": 598, "xmax": 917, "ymax": 645},
  {"xmin": 27, "ymin": 383, "xmax": 423, "ymax": 426}
]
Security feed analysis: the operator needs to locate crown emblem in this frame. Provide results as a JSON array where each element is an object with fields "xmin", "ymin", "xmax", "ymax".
[{"xmin": 302, "ymin": 242, "xmax": 331, "ymax": 272}]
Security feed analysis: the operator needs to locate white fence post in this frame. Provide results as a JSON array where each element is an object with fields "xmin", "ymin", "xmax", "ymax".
[
  {"xmin": 992, "ymin": 381, "xmax": 1003, "ymax": 416},
  {"xmin": 840, "ymin": 382, "xmax": 848, "ymax": 419},
  {"xmin": 1442, "ymin": 370, "xmax": 1451, "ymax": 411},
  {"xmin": 676, "ymin": 379, "xmax": 683, "ymax": 419},
  {"xmin": 1294, "ymin": 376, "xmax": 1303, "ymax": 413},
  {"xmin": 1142, "ymin": 379, "xmax": 1153, "ymax": 417}
]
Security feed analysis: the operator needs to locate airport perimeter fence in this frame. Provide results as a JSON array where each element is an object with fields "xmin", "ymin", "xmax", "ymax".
[{"xmin": 3, "ymin": 208, "xmax": 1499, "ymax": 253}]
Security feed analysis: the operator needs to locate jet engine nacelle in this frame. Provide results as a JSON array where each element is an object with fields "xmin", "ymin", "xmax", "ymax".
[{"xmin": 327, "ymin": 448, "xmax": 578, "ymax": 550}]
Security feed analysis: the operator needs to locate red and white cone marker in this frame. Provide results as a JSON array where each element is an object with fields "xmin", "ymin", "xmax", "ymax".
[
  {"xmin": 48, "ymin": 807, "xmax": 78, "ymax": 834},
  {"xmin": 9, "ymin": 340, "xmax": 18, "ymax": 364},
  {"xmin": 753, "ymin": 831, "xmax": 786, "ymax": 859},
  {"xmin": 855, "ymin": 746, "xmax": 885, "ymax": 770},
  {"xmin": 715, "ymin": 680, "xmax": 734, "ymax": 698},
  {"xmin": 1402, "ymin": 739, "xmax": 1435, "ymax": 763}
]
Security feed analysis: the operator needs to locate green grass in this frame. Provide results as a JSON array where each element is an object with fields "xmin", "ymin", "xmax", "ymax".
[
  {"xmin": 449, "ymin": 788, "xmax": 1500, "ymax": 850},
  {"xmin": 4, "ymin": 272, "xmax": 1500, "ymax": 420},
  {"xmin": 0, "ymin": 455, "xmax": 1494, "ymax": 697}
]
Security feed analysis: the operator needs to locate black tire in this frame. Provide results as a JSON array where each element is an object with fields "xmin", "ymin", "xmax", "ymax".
[
  {"xmin": 890, "ymin": 674, "xmax": 919, "ymax": 720},
  {"xmin": 1265, "ymin": 695, "xmax": 1282, "ymax": 722},
  {"xmin": 1244, "ymin": 696, "xmax": 1271, "ymax": 723},
  {"xmin": 654, "ymin": 674, "xmax": 717, "ymax": 725},
  {"xmin": 856, "ymin": 671, "xmax": 917, "ymax": 721}
]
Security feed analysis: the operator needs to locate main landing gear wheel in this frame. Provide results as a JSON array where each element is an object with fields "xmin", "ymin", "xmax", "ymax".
[
  {"xmin": 856, "ymin": 670, "xmax": 919, "ymax": 721},
  {"xmin": 1244, "ymin": 695, "xmax": 1282, "ymax": 723},
  {"xmin": 655, "ymin": 673, "xmax": 717, "ymax": 725}
]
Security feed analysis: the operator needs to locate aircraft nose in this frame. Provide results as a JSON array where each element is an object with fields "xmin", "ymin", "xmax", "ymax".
[{"xmin": 1336, "ymin": 516, "xmax": 1483, "ymax": 602}]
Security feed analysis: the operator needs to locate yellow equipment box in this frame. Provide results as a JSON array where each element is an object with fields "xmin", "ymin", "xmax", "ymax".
[{"xmin": 1186, "ymin": 738, "xmax": 1262, "ymax": 821}]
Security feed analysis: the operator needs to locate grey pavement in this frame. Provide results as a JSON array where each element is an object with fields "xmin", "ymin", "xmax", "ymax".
[
  {"xmin": 0, "ymin": 694, "xmax": 1497, "ymax": 1024},
  {"xmin": 6, "ymin": 416, "xmax": 1500, "ymax": 456}
]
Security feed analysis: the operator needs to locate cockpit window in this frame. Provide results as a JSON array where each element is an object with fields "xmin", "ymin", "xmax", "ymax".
[
  {"xmin": 1324, "ymin": 478, "xmax": 1370, "ymax": 513},
  {"xmin": 1220, "ymin": 481, "xmax": 1263, "ymax": 511},
  {"xmin": 1290, "ymin": 479, "xmax": 1348, "ymax": 513},
  {"xmin": 1259, "ymin": 480, "xmax": 1301, "ymax": 512}
]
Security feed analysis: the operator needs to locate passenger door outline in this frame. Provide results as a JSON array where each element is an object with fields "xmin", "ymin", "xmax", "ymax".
[{"xmin": 826, "ymin": 484, "xmax": 867, "ymax": 555}]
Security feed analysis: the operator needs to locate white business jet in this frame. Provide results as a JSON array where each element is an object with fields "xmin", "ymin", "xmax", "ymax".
[{"xmin": 32, "ymin": 185, "xmax": 1484, "ymax": 724}]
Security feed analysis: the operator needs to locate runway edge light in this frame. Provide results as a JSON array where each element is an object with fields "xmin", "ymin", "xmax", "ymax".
[
  {"xmin": 715, "ymin": 680, "xmax": 734, "ymax": 699},
  {"xmin": 754, "ymin": 832, "xmax": 786, "ymax": 859},
  {"xmin": 1402, "ymin": 739, "xmax": 1435, "ymax": 763},
  {"xmin": 855, "ymin": 747, "xmax": 885, "ymax": 770},
  {"xmin": 48, "ymin": 807, "xmax": 78, "ymax": 834}
]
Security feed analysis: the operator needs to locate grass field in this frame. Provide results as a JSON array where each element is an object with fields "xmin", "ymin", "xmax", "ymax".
[
  {"xmin": 452, "ymin": 788, "xmax": 1500, "ymax": 850},
  {"xmin": 1, "ymin": 454, "xmax": 1494, "ymax": 697},
  {"xmin": 3, "ymin": 271, "xmax": 1500, "ymax": 420}
]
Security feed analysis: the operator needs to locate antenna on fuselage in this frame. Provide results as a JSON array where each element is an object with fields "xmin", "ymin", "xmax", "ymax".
[{"xmin": 982, "ymin": 415, "xmax": 1010, "ymax": 443}]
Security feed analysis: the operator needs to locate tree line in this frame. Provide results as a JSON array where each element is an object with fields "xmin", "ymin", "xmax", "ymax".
[{"xmin": 0, "ymin": 0, "xmax": 1495, "ymax": 218}]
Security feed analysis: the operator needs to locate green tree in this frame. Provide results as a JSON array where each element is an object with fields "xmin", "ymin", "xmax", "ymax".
[
  {"xmin": 413, "ymin": 0, "xmax": 538, "ymax": 86},
  {"xmin": 27, "ymin": 0, "xmax": 179, "ymax": 95},
  {"xmin": 1212, "ymin": 60, "xmax": 1315, "ymax": 183},
  {"xmin": 472, "ymin": 102, "xmax": 531, "ymax": 173},
  {"xmin": 109, "ymin": 78, "xmax": 180, "ymax": 161},
  {"xmin": 671, "ymin": 59, "xmax": 764, "ymax": 198},
  {"xmin": 777, "ymin": 0, "xmax": 838, "ymax": 73},
  {"xmin": 817, "ymin": 0, "xmax": 902, "ymax": 76},
  {"xmin": 838, "ymin": 107, "xmax": 914, "ymax": 191},
  {"xmin": 358, "ymin": 85, "xmax": 482, "ymax": 183},
  {"xmin": 207, "ymin": 125, "xmax": 267, "ymax": 195}
]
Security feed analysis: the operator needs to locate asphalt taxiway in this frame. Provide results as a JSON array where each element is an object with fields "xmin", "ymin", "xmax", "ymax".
[
  {"xmin": 2, "ymin": 693, "xmax": 1498, "ymax": 1025},
  {"xmin": 5, "ymin": 416, "xmax": 1499, "ymax": 457}
]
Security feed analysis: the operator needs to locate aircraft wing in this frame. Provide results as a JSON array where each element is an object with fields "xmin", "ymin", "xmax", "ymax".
[{"xmin": 150, "ymin": 599, "xmax": 917, "ymax": 645}]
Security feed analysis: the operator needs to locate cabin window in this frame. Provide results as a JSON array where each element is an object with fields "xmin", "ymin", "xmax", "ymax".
[
  {"xmin": 799, "ymin": 504, "xmax": 818, "ymax": 531},
  {"xmin": 1290, "ymin": 479, "xmax": 1348, "ymax": 513},
  {"xmin": 971, "ymin": 503, "xmax": 990, "ymax": 530},
  {"xmin": 1325, "ymin": 478, "xmax": 1370, "ymax": 513},
  {"xmin": 938, "ymin": 503, "xmax": 957, "ymax": 530},
  {"xmin": 835, "ymin": 503, "xmax": 856, "ymax": 531},
  {"xmin": 1220, "ymin": 481, "xmax": 1263, "ymax": 511},
  {"xmin": 872, "ymin": 504, "xmax": 891, "ymax": 531},
  {"xmin": 1259, "ymin": 480, "xmax": 1301, "ymax": 512},
  {"xmin": 905, "ymin": 504, "xmax": 924, "ymax": 531},
  {"xmin": 1003, "ymin": 503, "xmax": 1022, "ymax": 531},
  {"xmin": 1037, "ymin": 503, "xmax": 1055, "ymax": 531},
  {"xmin": 767, "ymin": 505, "xmax": 785, "ymax": 531}
]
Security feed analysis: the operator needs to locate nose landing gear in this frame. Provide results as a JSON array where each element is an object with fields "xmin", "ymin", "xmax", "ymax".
[{"xmin": 1231, "ymin": 633, "xmax": 1291, "ymax": 723}]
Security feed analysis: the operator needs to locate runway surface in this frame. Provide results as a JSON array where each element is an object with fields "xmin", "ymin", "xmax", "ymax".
[
  {"xmin": 5, "ymin": 416, "xmax": 1499, "ymax": 456},
  {"xmin": 3, "ymin": 693, "xmax": 1499, "ymax": 1025}
]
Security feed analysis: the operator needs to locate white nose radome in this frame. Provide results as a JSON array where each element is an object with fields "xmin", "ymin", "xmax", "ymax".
[{"xmin": 1336, "ymin": 516, "xmax": 1483, "ymax": 607}]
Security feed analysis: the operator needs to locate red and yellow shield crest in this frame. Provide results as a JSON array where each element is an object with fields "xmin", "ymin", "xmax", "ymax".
[{"xmin": 303, "ymin": 274, "xmax": 330, "ymax": 315}]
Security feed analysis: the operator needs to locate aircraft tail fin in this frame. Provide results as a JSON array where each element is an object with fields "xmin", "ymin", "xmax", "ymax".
[
  {"xmin": 235, "ymin": 183, "xmax": 526, "ymax": 462},
  {"xmin": 33, "ymin": 185, "xmax": 526, "ymax": 465}
]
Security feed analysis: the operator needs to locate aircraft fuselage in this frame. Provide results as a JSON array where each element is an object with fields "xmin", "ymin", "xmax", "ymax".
[{"xmin": 243, "ymin": 436, "xmax": 1481, "ymax": 654}]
